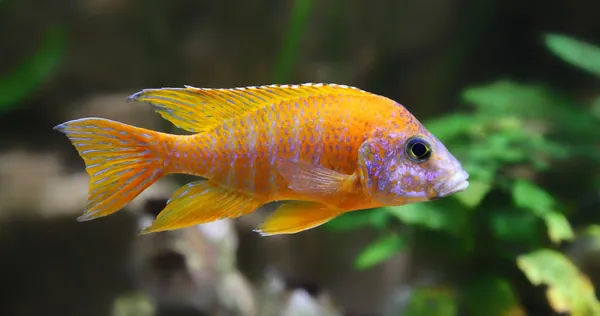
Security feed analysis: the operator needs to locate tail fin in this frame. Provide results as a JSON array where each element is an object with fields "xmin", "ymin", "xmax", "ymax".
[{"xmin": 54, "ymin": 117, "xmax": 167, "ymax": 221}]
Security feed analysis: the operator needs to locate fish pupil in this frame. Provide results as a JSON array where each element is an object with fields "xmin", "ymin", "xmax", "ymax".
[
  {"xmin": 411, "ymin": 143, "xmax": 427, "ymax": 157},
  {"xmin": 406, "ymin": 137, "xmax": 431, "ymax": 162}
]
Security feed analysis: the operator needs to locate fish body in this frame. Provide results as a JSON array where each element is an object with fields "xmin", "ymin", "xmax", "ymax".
[
  {"xmin": 166, "ymin": 86, "xmax": 402, "ymax": 204},
  {"xmin": 54, "ymin": 83, "xmax": 469, "ymax": 236}
]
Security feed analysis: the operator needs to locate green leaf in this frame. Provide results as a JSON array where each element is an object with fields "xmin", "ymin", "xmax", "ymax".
[
  {"xmin": 462, "ymin": 276, "xmax": 525, "ymax": 316},
  {"xmin": 544, "ymin": 33, "xmax": 600, "ymax": 77},
  {"xmin": 425, "ymin": 113, "xmax": 478, "ymax": 141},
  {"xmin": 384, "ymin": 201, "xmax": 465, "ymax": 234},
  {"xmin": 325, "ymin": 210, "xmax": 372, "ymax": 232},
  {"xmin": 462, "ymin": 81, "xmax": 549, "ymax": 116},
  {"xmin": 543, "ymin": 212, "xmax": 574, "ymax": 244},
  {"xmin": 510, "ymin": 181, "xmax": 573, "ymax": 243},
  {"xmin": 325, "ymin": 208, "xmax": 389, "ymax": 232},
  {"xmin": 453, "ymin": 180, "xmax": 492, "ymax": 208},
  {"xmin": 404, "ymin": 287, "xmax": 458, "ymax": 316},
  {"xmin": 369, "ymin": 208, "xmax": 390, "ymax": 229},
  {"xmin": 581, "ymin": 224, "xmax": 600, "ymax": 238},
  {"xmin": 0, "ymin": 26, "xmax": 66, "ymax": 111},
  {"xmin": 461, "ymin": 80, "xmax": 600, "ymax": 142},
  {"xmin": 489, "ymin": 211, "xmax": 543, "ymax": 246},
  {"xmin": 354, "ymin": 233, "xmax": 406, "ymax": 270},
  {"xmin": 511, "ymin": 179, "xmax": 555, "ymax": 215},
  {"xmin": 461, "ymin": 161, "xmax": 498, "ymax": 183},
  {"xmin": 517, "ymin": 249, "xmax": 600, "ymax": 315}
]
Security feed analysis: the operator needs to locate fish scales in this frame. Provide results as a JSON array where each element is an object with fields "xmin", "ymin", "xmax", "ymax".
[{"xmin": 171, "ymin": 93, "xmax": 387, "ymax": 199}]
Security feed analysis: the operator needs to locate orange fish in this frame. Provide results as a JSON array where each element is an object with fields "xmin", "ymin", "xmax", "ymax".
[{"xmin": 54, "ymin": 83, "xmax": 469, "ymax": 236}]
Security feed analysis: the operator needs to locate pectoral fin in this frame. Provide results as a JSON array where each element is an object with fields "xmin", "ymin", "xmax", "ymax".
[
  {"xmin": 276, "ymin": 159, "xmax": 357, "ymax": 195},
  {"xmin": 255, "ymin": 201, "xmax": 344, "ymax": 236},
  {"xmin": 141, "ymin": 180, "xmax": 263, "ymax": 234}
]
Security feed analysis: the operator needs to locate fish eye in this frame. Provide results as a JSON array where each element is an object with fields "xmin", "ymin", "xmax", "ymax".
[{"xmin": 405, "ymin": 137, "xmax": 432, "ymax": 162}]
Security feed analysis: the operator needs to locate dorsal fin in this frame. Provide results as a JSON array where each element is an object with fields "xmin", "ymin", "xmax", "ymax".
[{"xmin": 127, "ymin": 83, "xmax": 374, "ymax": 133}]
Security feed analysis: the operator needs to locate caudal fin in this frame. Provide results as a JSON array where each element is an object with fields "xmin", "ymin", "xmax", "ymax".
[{"xmin": 54, "ymin": 117, "xmax": 167, "ymax": 221}]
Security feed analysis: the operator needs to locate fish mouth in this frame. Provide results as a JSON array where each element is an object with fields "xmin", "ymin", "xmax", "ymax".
[{"xmin": 436, "ymin": 169, "xmax": 470, "ymax": 198}]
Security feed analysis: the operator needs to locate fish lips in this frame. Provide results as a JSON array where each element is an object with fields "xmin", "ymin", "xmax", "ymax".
[{"xmin": 434, "ymin": 169, "xmax": 470, "ymax": 198}]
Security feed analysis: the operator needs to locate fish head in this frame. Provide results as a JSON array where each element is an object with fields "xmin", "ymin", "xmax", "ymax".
[{"xmin": 357, "ymin": 131, "xmax": 469, "ymax": 205}]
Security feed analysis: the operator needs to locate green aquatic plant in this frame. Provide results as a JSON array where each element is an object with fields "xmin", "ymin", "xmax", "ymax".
[{"xmin": 326, "ymin": 32, "xmax": 600, "ymax": 316}]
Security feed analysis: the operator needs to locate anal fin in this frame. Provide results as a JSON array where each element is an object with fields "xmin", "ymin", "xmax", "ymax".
[
  {"xmin": 141, "ymin": 180, "xmax": 263, "ymax": 234},
  {"xmin": 255, "ymin": 201, "xmax": 344, "ymax": 236}
]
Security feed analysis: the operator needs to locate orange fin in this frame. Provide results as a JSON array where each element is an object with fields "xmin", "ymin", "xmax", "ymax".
[
  {"xmin": 141, "ymin": 180, "xmax": 263, "ymax": 234},
  {"xmin": 127, "ymin": 83, "xmax": 373, "ymax": 133},
  {"xmin": 53, "ymin": 118, "xmax": 166, "ymax": 221},
  {"xmin": 254, "ymin": 201, "xmax": 344, "ymax": 236},
  {"xmin": 276, "ymin": 158, "xmax": 353, "ymax": 195}
]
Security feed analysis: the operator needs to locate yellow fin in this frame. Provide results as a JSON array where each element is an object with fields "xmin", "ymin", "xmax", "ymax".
[
  {"xmin": 255, "ymin": 201, "xmax": 344, "ymax": 236},
  {"xmin": 127, "ymin": 83, "xmax": 372, "ymax": 133},
  {"xmin": 141, "ymin": 180, "xmax": 263, "ymax": 234},
  {"xmin": 54, "ymin": 118, "xmax": 166, "ymax": 221},
  {"xmin": 276, "ymin": 158, "xmax": 356, "ymax": 195}
]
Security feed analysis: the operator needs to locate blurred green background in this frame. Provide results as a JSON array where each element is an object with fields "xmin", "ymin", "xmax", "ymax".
[{"xmin": 0, "ymin": 0, "xmax": 599, "ymax": 316}]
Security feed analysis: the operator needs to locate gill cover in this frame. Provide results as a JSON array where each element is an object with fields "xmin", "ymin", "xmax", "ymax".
[{"xmin": 357, "ymin": 136, "xmax": 438, "ymax": 205}]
